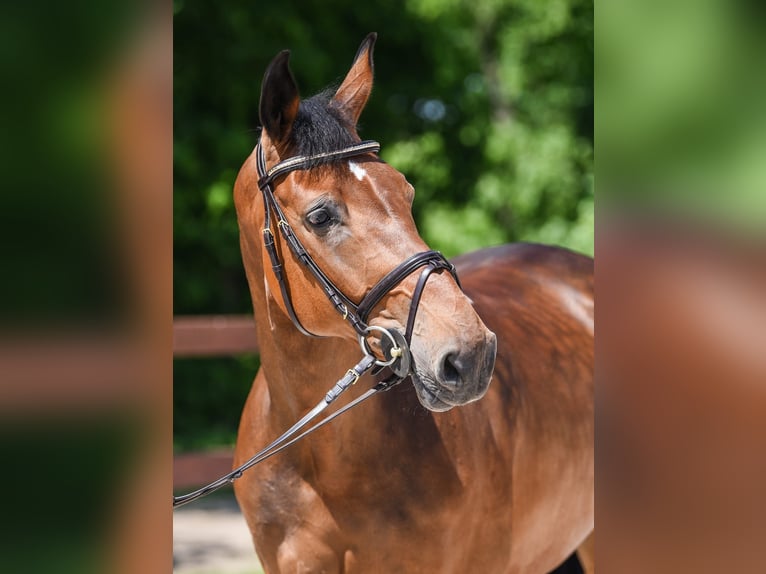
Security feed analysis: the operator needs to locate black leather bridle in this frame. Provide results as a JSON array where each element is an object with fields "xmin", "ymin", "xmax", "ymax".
[
  {"xmin": 172, "ymin": 140, "xmax": 460, "ymax": 508},
  {"xmin": 256, "ymin": 139, "xmax": 459, "ymax": 357}
]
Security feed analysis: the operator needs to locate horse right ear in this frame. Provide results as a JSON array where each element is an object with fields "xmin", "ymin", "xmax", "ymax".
[
  {"xmin": 331, "ymin": 33, "xmax": 376, "ymax": 127},
  {"xmin": 259, "ymin": 50, "xmax": 300, "ymax": 151}
]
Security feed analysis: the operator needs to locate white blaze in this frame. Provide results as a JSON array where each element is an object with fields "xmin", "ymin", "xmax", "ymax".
[{"xmin": 348, "ymin": 161, "xmax": 367, "ymax": 181}]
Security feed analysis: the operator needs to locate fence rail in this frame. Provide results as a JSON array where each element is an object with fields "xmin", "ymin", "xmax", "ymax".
[
  {"xmin": 174, "ymin": 315, "xmax": 257, "ymax": 489},
  {"xmin": 174, "ymin": 314, "xmax": 259, "ymax": 357}
]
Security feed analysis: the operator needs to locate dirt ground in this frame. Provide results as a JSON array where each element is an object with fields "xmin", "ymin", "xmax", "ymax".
[{"xmin": 173, "ymin": 490, "xmax": 263, "ymax": 574}]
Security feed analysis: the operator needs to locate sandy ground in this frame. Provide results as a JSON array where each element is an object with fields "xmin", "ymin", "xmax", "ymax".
[{"xmin": 173, "ymin": 490, "xmax": 263, "ymax": 574}]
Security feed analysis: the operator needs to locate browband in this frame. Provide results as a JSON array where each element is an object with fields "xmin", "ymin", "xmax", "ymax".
[{"xmin": 258, "ymin": 140, "xmax": 381, "ymax": 190}]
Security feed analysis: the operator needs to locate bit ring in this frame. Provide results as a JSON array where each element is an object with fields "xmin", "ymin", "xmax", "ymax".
[{"xmin": 359, "ymin": 325, "xmax": 401, "ymax": 367}]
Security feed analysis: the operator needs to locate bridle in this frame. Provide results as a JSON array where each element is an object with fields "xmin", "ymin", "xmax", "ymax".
[
  {"xmin": 173, "ymin": 139, "xmax": 459, "ymax": 508},
  {"xmin": 256, "ymin": 139, "xmax": 459, "ymax": 345}
]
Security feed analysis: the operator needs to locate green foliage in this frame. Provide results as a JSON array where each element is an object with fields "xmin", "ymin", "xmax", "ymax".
[
  {"xmin": 173, "ymin": 356, "xmax": 260, "ymax": 452},
  {"xmin": 174, "ymin": 0, "xmax": 593, "ymax": 449}
]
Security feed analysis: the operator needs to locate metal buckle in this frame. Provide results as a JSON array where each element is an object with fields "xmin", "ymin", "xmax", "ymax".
[{"xmin": 345, "ymin": 368, "xmax": 361, "ymax": 385}]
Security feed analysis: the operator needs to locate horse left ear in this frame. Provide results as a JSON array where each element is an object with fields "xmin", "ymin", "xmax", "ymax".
[
  {"xmin": 331, "ymin": 32, "xmax": 377, "ymax": 127},
  {"xmin": 259, "ymin": 50, "xmax": 300, "ymax": 152}
]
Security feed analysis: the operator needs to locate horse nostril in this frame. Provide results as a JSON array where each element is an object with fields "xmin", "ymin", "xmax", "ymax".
[{"xmin": 440, "ymin": 352, "xmax": 462, "ymax": 388}]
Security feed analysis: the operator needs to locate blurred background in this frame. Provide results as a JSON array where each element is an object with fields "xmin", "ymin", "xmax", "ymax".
[
  {"xmin": 596, "ymin": 1, "xmax": 766, "ymax": 572},
  {"xmin": 173, "ymin": 0, "xmax": 594, "ymax": 460},
  {"xmin": 0, "ymin": 2, "xmax": 172, "ymax": 573}
]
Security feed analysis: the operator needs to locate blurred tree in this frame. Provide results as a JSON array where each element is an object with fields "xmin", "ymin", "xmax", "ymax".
[{"xmin": 173, "ymin": 0, "xmax": 592, "ymax": 448}]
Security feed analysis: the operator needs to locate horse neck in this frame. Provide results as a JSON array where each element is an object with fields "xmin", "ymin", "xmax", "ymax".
[
  {"xmin": 261, "ymin": 324, "xmax": 361, "ymax": 420},
  {"xmin": 256, "ymin": 299, "xmax": 450, "ymax": 469},
  {"xmin": 249, "ymin": 277, "xmax": 385, "ymax": 428},
  {"xmin": 245, "ymin": 255, "xmax": 443, "ymax": 476}
]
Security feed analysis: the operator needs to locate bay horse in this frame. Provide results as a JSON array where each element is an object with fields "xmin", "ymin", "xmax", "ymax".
[{"xmin": 233, "ymin": 34, "xmax": 594, "ymax": 573}]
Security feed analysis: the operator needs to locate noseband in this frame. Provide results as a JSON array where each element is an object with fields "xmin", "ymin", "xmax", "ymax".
[{"xmin": 256, "ymin": 139, "xmax": 459, "ymax": 369}]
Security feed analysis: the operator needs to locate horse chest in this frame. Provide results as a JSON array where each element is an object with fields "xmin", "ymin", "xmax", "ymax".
[
  {"xmin": 241, "ymin": 412, "xmax": 524, "ymax": 572},
  {"xmin": 252, "ymin": 459, "xmax": 515, "ymax": 574}
]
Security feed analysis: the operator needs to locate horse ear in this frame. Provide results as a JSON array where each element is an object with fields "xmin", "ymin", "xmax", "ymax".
[
  {"xmin": 331, "ymin": 32, "xmax": 377, "ymax": 126},
  {"xmin": 259, "ymin": 50, "xmax": 300, "ymax": 149}
]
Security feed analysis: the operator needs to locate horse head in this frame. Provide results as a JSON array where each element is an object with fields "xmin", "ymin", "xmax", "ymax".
[{"xmin": 235, "ymin": 34, "xmax": 496, "ymax": 412}]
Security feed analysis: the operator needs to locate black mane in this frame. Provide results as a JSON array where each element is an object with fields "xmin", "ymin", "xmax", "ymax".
[{"xmin": 288, "ymin": 89, "xmax": 358, "ymax": 164}]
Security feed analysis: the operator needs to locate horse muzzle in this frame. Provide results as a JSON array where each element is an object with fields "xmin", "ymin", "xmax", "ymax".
[{"xmin": 411, "ymin": 329, "xmax": 497, "ymax": 412}]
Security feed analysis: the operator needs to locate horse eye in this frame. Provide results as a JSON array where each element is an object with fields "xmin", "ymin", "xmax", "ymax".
[{"xmin": 306, "ymin": 208, "xmax": 333, "ymax": 229}]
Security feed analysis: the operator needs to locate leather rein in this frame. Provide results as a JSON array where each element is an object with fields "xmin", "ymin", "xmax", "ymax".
[{"xmin": 173, "ymin": 140, "xmax": 458, "ymax": 508}]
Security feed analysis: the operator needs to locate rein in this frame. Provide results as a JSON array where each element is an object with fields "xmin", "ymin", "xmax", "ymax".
[
  {"xmin": 173, "ymin": 352, "xmax": 393, "ymax": 508},
  {"xmin": 173, "ymin": 140, "xmax": 459, "ymax": 508}
]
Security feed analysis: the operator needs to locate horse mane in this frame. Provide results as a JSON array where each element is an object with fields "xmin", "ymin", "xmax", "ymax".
[{"xmin": 288, "ymin": 88, "xmax": 358, "ymax": 166}]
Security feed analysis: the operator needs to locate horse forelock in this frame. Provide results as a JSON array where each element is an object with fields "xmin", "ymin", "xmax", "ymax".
[{"xmin": 288, "ymin": 89, "xmax": 358, "ymax": 164}]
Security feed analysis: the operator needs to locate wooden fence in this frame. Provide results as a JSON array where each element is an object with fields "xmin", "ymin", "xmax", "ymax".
[{"xmin": 173, "ymin": 315, "xmax": 258, "ymax": 489}]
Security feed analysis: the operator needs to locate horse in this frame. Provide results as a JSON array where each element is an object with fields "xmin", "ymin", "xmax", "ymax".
[{"xmin": 232, "ymin": 33, "xmax": 594, "ymax": 573}]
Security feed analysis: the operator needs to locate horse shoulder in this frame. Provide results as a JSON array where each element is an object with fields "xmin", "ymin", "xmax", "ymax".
[
  {"xmin": 455, "ymin": 243, "xmax": 593, "ymax": 403},
  {"xmin": 454, "ymin": 243, "xmax": 595, "ymax": 571}
]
